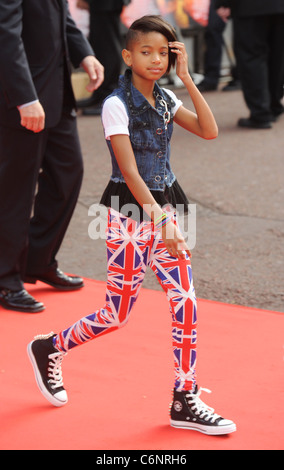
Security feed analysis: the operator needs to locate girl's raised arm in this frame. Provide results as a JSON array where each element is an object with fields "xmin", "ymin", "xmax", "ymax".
[{"xmin": 169, "ymin": 41, "xmax": 218, "ymax": 140}]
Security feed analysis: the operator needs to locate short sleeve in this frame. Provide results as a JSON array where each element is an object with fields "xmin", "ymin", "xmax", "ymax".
[
  {"xmin": 101, "ymin": 96, "xmax": 129, "ymax": 140},
  {"xmin": 162, "ymin": 88, "xmax": 183, "ymax": 115}
]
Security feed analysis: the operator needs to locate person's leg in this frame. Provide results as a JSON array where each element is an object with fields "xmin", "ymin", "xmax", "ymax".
[
  {"xmin": 28, "ymin": 210, "xmax": 152, "ymax": 405},
  {"xmin": 89, "ymin": 11, "xmax": 122, "ymax": 97},
  {"xmin": 78, "ymin": 9, "xmax": 122, "ymax": 111},
  {"xmin": 25, "ymin": 112, "xmax": 83, "ymax": 277},
  {"xmin": 54, "ymin": 210, "xmax": 152, "ymax": 352},
  {"xmin": 0, "ymin": 125, "xmax": 47, "ymax": 291},
  {"xmin": 0, "ymin": 125, "xmax": 47, "ymax": 311},
  {"xmin": 234, "ymin": 16, "xmax": 272, "ymax": 124},
  {"xmin": 148, "ymin": 228, "xmax": 197, "ymax": 393},
  {"xmin": 268, "ymin": 14, "xmax": 284, "ymax": 118},
  {"xmin": 149, "ymin": 220, "xmax": 236, "ymax": 435},
  {"xmin": 198, "ymin": 0, "xmax": 226, "ymax": 91}
]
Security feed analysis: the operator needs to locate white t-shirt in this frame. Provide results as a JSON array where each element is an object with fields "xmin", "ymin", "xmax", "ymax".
[{"xmin": 102, "ymin": 88, "xmax": 183, "ymax": 140}]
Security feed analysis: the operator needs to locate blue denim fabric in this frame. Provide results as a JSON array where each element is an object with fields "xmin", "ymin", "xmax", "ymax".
[{"xmin": 105, "ymin": 69, "xmax": 177, "ymax": 191}]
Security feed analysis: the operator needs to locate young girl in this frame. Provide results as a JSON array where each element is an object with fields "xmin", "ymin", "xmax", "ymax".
[{"xmin": 28, "ymin": 15, "xmax": 236, "ymax": 435}]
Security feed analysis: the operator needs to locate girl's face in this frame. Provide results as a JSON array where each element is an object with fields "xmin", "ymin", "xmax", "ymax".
[{"xmin": 123, "ymin": 32, "xmax": 170, "ymax": 82}]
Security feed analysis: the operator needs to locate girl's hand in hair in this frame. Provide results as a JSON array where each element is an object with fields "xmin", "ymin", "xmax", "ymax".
[{"xmin": 168, "ymin": 41, "xmax": 190, "ymax": 82}]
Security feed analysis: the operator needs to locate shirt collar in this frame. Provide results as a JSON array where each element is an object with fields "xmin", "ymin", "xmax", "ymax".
[{"xmin": 119, "ymin": 69, "xmax": 174, "ymax": 116}]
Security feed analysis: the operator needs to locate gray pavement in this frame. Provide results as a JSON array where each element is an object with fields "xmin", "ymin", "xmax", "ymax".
[{"xmin": 58, "ymin": 87, "xmax": 284, "ymax": 313}]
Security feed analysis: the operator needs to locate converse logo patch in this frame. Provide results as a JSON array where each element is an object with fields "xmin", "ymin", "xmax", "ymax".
[{"xmin": 173, "ymin": 400, "xmax": 183, "ymax": 412}]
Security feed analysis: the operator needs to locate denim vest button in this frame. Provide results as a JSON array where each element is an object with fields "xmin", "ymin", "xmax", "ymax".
[
  {"xmin": 156, "ymin": 128, "xmax": 163, "ymax": 135},
  {"xmin": 156, "ymin": 151, "xmax": 163, "ymax": 158},
  {"xmin": 155, "ymin": 175, "xmax": 162, "ymax": 182}
]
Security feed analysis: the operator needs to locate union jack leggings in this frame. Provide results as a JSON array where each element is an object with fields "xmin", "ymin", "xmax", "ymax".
[{"xmin": 54, "ymin": 209, "xmax": 197, "ymax": 391}]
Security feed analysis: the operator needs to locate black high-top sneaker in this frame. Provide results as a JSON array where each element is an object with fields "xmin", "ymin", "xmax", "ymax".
[
  {"xmin": 27, "ymin": 332, "xmax": 68, "ymax": 407},
  {"xmin": 170, "ymin": 386, "xmax": 236, "ymax": 435}
]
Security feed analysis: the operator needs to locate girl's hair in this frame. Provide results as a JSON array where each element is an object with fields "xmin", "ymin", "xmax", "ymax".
[{"xmin": 125, "ymin": 15, "xmax": 178, "ymax": 74}]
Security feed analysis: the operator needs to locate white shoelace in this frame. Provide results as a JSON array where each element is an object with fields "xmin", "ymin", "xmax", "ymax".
[
  {"xmin": 186, "ymin": 388, "xmax": 221, "ymax": 423},
  {"xmin": 47, "ymin": 352, "xmax": 65, "ymax": 390}
]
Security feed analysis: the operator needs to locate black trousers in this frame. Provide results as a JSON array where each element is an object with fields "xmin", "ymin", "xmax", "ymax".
[
  {"xmin": 0, "ymin": 111, "xmax": 83, "ymax": 291},
  {"xmin": 233, "ymin": 14, "xmax": 284, "ymax": 122},
  {"xmin": 87, "ymin": 8, "xmax": 123, "ymax": 104},
  {"xmin": 203, "ymin": 0, "xmax": 226, "ymax": 85}
]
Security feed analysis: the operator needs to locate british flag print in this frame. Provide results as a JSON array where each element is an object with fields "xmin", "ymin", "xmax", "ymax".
[{"xmin": 54, "ymin": 209, "xmax": 197, "ymax": 391}]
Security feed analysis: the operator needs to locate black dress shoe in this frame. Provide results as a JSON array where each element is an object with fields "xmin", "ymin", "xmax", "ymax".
[
  {"xmin": 24, "ymin": 269, "xmax": 84, "ymax": 291},
  {"xmin": 0, "ymin": 289, "xmax": 45, "ymax": 313},
  {"xmin": 237, "ymin": 117, "xmax": 272, "ymax": 129}
]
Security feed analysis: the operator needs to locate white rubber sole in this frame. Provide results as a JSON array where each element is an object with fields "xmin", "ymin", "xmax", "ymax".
[
  {"xmin": 27, "ymin": 342, "xmax": 68, "ymax": 407},
  {"xmin": 170, "ymin": 419, "xmax": 237, "ymax": 435}
]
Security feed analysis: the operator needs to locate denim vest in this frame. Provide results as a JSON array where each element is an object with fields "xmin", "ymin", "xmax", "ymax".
[{"xmin": 105, "ymin": 69, "xmax": 177, "ymax": 191}]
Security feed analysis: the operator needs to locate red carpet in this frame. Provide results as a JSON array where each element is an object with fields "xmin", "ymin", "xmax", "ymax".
[{"xmin": 0, "ymin": 278, "xmax": 283, "ymax": 450}]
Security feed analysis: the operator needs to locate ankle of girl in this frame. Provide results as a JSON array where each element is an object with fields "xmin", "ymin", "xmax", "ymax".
[{"xmin": 154, "ymin": 212, "xmax": 172, "ymax": 230}]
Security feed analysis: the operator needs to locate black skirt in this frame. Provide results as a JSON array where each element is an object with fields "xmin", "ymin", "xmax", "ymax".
[{"xmin": 100, "ymin": 179, "xmax": 189, "ymax": 222}]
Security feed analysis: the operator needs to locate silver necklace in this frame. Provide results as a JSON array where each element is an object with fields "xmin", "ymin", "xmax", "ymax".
[{"xmin": 154, "ymin": 92, "xmax": 171, "ymax": 130}]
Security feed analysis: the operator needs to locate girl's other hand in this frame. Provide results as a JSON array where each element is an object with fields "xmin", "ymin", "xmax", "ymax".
[{"xmin": 161, "ymin": 221, "xmax": 191, "ymax": 259}]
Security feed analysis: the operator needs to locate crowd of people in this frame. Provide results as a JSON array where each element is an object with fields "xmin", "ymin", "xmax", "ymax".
[{"xmin": 70, "ymin": 0, "xmax": 284, "ymax": 127}]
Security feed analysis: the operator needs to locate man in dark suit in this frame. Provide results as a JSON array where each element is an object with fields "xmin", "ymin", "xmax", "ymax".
[
  {"xmin": 0, "ymin": 0, "xmax": 104, "ymax": 313},
  {"xmin": 215, "ymin": 0, "xmax": 284, "ymax": 128}
]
